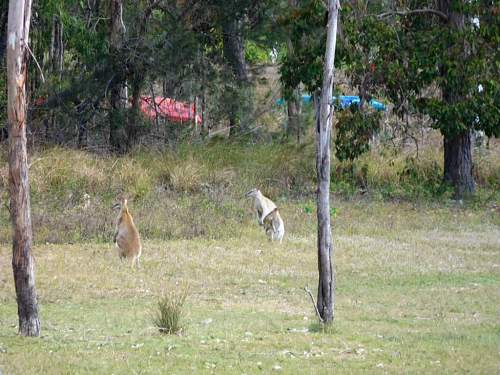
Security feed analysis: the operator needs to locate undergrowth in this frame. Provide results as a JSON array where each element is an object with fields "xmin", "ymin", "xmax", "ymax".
[{"xmin": 0, "ymin": 140, "xmax": 498, "ymax": 244}]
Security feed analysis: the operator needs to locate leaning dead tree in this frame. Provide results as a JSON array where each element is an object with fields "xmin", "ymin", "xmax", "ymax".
[
  {"xmin": 7, "ymin": 0, "xmax": 40, "ymax": 336},
  {"xmin": 315, "ymin": 0, "xmax": 340, "ymax": 324}
]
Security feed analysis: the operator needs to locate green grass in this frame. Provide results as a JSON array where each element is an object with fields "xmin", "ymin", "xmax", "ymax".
[
  {"xmin": 0, "ymin": 201, "xmax": 499, "ymax": 374},
  {"xmin": 0, "ymin": 143, "xmax": 498, "ymax": 373}
]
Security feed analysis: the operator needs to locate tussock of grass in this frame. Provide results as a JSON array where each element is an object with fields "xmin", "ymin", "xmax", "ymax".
[
  {"xmin": 152, "ymin": 289, "xmax": 188, "ymax": 335},
  {"xmin": 165, "ymin": 157, "xmax": 203, "ymax": 193}
]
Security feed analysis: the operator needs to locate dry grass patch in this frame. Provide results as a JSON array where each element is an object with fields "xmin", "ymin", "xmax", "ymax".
[{"xmin": 0, "ymin": 202, "xmax": 498, "ymax": 374}]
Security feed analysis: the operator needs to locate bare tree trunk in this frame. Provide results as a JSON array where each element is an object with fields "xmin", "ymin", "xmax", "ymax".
[
  {"xmin": 444, "ymin": 130, "xmax": 474, "ymax": 198},
  {"xmin": 77, "ymin": 119, "xmax": 87, "ymax": 148},
  {"xmin": 222, "ymin": 18, "xmax": 247, "ymax": 82},
  {"xmin": 49, "ymin": 15, "xmax": 63, "ymax": 76},
  {"xmin": 7, "ymin": 0, "xmax": 40, "ymax": 337},
  {"xmin": 287, "ymin": 89, "xmax": 301, "ymax": 143},
  {"xmin": 201, "ymin": 87, "xmax": 208, "ymax": 138},
  {"xmin": 109, "ymin": 0, "xmax": 128, "ymax": 153},
  {"xmin": 286, "ymin": 0, "xmax": 302, "ymax": 143},
  {"xmin": 315, "ymin": 0, "xmax": 340, "ymax": 325},
  {"xmin": 127, "ymin": 79, "xmax": 142, "ymax": 149}
]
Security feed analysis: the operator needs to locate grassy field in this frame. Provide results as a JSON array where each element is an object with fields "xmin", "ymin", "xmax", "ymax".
[{"xmin": 0, "ymin": 200, "xmax": 499, "ymax": 374}]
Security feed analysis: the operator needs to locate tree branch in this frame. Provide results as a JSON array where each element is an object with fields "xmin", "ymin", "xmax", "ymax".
[
  {"xmin": 26, "ymin": 43, "xmax": 45, "ymax": 83},
  {"xmin": 304, "ymin": 286, "xmax": 324, "ymax": 324},
  {"xmin": 377, "ymin": 9, "xmax": 448, "ymax": 22}
]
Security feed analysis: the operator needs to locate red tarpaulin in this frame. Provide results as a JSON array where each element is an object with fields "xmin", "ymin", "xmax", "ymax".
[{"xmin": 139, "ymin": 96, "xmax": 201, "ymax": 125}]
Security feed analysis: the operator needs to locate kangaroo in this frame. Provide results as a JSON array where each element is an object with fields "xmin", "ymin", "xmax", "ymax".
[
  {"xmin": 245, "ymin": 188, "xmax": 285, "ymax": 243},
  {"xmin": 113, "ymin": 197, "xmax": 142, "ymax": 268},
  {"xmin": 263, "ymin": 207, "xmax": 285, "ymax": 243}
]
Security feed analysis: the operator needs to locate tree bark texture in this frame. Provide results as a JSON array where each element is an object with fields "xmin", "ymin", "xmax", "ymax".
[
  {"xmin": 49, "ymin": 15, "xmax": 64, "ymax": 76},
  {"xmin": 7, "ymin": 0, "xmax": 40, "ymax": 337},
  {"xmin": 109, "ymin": 0, "xmax": 128, "ymax": 153},
  {"xmin": 444, "ymin": 130, "xmax": 474, "ymax": 197},
  {"xmin": 315, "ymin": 0, "xmax": 339, "ymax": 325},
  {"xmin": 438, "ymin": 0, "xmax": 475, "ymax": 198},
  {"xmin": 222, "ymin": 18, "xmax": 248, "ymax": 83},
  {"xmin": 127, "ymin": 79, "xmax": 143, "ymax": 149}
]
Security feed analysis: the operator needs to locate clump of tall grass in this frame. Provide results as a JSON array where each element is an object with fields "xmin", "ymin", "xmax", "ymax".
[
  {"xmin": 164, "ymin": 157, "xmax": 203, "ymax": 193},
  {"xmin": 112, "ymin": 157, "xmax": 153, "ymax": 200},
  {"xmin": 152, "ymin": 289, "xmax": 188, "ymax": 335}
]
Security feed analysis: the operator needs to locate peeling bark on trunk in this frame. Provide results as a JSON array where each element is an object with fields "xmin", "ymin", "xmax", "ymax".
[
  {"xmin": 7, "ymin": 0, "xmax": 40, "ymax": 337},
  {"xmin": 109, "ymin": 0, "xmax": 128, "ymax": 153},
  {"xmin": 315, "ymin": 0, "xmax": 339, "ymax": 325}
]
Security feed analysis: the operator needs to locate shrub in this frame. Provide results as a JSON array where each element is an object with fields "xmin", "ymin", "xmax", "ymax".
[{"xmin": 152, "ymin": 289, "xmax": 188, "ymax": 335}]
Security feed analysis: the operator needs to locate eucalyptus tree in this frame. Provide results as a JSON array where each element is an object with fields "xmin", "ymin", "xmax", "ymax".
[
  {"xmin": 282, "ymin": 0, "xmax": 499, "ymax": 198},
  {"xmin": 6, "ymin": 0, "xmax": 40, "ymax": 337},
  {"xmin": 362, "ymin": 0, "xmax": 499, "ymax": 198},
  {"xmin": 315, "ymin": 0, "xmax": 340, "ymax": 324}
]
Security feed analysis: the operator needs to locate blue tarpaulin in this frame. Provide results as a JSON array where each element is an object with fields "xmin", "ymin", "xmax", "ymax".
[{"xmin": 276, "ymin": 94, "xmax": 386, "ymax": 111}]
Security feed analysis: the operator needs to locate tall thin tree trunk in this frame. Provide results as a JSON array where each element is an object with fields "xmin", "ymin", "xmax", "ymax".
[
  {"xmin": 109, "ymin": 0, "xmax": 128, "ymax": 153},
  {"xmin": 76, "ymin": 101, "xmax": 88, "ymax": 149},
  {"xmin": 287, "ymin": 89, "xmax": 301, "ymax": 142},
  {"xmin": 7, "ymin": 0, "xmax": 40, "ymax": 337},
  {"xmin": 286, "ymin": 0, "xmax": 302, "ymax": 142},
  {"xmin": 49, "ymin": 16, "xmax": 63, "ymax": 76},
  {"xmin": 222, "ymin": 18, "xmax": 248, "ymax": 137},
  {"xmin": 77, "ymin": 119, "xmax": 87, "ymax": 148},
  {"xmin": 316, "ymin": 0, "xmax": 340, "ymax": 325},
  {"xmin": 127, "ymin": 79, "xmax": 142, "ymax": 149},
  {"xmin": 201, "ymin": 87, "xmax": 208, "ymax": 138}
]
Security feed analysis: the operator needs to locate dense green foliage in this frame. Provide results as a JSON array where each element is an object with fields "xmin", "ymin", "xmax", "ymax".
[
  {"xmin": 281, "ymin": 0, "xmax": 499, "ymax": 138},
  {"xmin": 280, "ymin": 0, "xmax": 499, "ymax": 196},
  {"xmin": 335, "ymin": 106, "xmax": 381, "ymax": 162},
  {"xmin": 0, "ymin": 0, "xmax": 497, "ymax": 195}
]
